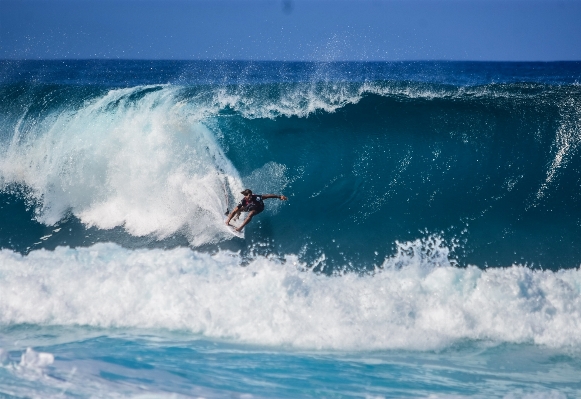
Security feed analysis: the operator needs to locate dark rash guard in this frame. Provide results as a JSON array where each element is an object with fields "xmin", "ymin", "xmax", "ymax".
[{"xmin": 239, "ymin": 194, "xmax": 265, "ymax": 214}]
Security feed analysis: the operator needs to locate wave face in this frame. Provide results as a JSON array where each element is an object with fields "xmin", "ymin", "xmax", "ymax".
[{"xmin": 0, "ymin": 60, "xmax": 581, "ymax": 271}]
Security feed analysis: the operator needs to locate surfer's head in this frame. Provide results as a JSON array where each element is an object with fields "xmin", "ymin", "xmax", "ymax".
[{"xmin": 241, "ymin": 189, "xmax": 252, "ymax": 197}]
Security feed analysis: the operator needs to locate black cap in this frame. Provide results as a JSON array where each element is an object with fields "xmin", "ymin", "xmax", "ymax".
[{"xmin": 241, "ymin": 189, "xmax": 252, "ymax": 195}]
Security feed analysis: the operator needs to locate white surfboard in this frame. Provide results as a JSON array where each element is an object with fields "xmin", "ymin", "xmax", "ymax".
[{"xmin": 224, "ymin": 218, "xmax": 244, "ymax": 238}]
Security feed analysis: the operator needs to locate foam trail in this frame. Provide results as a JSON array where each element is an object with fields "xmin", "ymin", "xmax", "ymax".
[
  {"xmin": 19, "ymin": 348, "xmax": 54, "ymax": 370},
  {"xmin": 0, "ymin": 86, "xmax": 243, "ymax": 245},
  {"xmin": 0, "ymin": 239, "xmax": 580, "ymax": 351},
  {"xmin": 534, "ymin": 96, "xmax": 581, "ymax": 203}
]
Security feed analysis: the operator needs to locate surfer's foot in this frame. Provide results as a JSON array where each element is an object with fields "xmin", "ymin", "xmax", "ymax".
[{"xmin": 235, "ymin": 227, "xmax": 242, "ymax": 232}]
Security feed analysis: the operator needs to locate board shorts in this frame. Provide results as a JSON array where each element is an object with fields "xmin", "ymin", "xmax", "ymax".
[{"xmin": 244, "ymin": 203, "xmax": 264, "ymax": 215}]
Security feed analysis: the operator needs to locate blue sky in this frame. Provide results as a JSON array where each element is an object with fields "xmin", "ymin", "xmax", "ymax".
[{"xmin": 1, "ymin": 0, "xmax": 580, "ymax": 61}]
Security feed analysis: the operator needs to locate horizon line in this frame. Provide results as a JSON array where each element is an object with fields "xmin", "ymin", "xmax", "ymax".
[{"xmin": 2, "ymin": 58, "xmax": 581, "ymax": 63}]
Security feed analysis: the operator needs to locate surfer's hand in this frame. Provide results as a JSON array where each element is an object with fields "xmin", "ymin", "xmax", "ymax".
[{"xmin": 280, "ymin": 195, "xmax": 288, "ymax": 200}]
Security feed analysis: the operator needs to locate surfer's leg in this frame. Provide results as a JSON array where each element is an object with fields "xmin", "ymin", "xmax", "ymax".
[{"xmin": 235, "ymin": 210, "xmax": 257, "ymax": 232}]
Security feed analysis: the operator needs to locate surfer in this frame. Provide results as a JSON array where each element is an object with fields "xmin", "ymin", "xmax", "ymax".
[{"xmin": 225, "ymin": 189, "xmax": 288, "ymax": 232}]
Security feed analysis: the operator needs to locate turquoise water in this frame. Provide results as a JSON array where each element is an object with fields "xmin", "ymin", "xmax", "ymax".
[
  {"xmin": 1, "ymin": 325, "xmax": 580, "ymax": 398},
  {"xmin": 0, "ymin": 60, "xmax": 580, "ymax": 397}
]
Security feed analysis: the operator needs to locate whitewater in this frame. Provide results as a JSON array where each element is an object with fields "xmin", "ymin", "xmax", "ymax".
[{"xmin": 0, "ymin": 60, "xmax": 580, "ymax": 398}]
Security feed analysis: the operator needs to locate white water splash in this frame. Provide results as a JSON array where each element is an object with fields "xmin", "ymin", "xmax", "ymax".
[
  {"xmin": 534, "ymin": 96, "xmax": 581, "ymax": 204},
  {"xmin": 0, "ymin": 238, "xmax": 580, "ymax": 351},
  {"xmin": 0, "ymin": 86, "xmax": 243, "ymax": 245},
  {"xmin": 19, "ymin": 348, "xmax": 54, "ymax": 370}
]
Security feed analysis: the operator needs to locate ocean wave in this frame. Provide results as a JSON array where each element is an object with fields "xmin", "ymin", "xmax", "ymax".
[
  {"xmin": 1, "ymin": 80, "xmax": 581, "ymax": 268},
  {"xmin": 0, "ymin": 86, "xmax": 244, "ymax": 246},
  {"xmin": 0, "ymin": 238, "xmax": 580, "ymax": 352}
]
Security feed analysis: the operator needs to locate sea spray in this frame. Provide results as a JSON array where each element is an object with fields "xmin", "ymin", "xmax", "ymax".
[
  {"xmin": 1, "ymin": 239, "xmax": 580, "ymax": 351},
  {"xmin": 0, "ymin": 86, "xmax": 244, "ymax": 245}
]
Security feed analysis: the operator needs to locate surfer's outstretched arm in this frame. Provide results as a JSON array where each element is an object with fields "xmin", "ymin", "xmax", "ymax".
[{"xmin": 261, "ymin": 194, "xmax": 288, "ymax": 200}]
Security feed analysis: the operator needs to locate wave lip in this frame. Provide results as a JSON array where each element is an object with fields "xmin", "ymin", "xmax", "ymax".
[{"xmin": 0, "ymin": 240, "xmax": 580, "ymax": 351}]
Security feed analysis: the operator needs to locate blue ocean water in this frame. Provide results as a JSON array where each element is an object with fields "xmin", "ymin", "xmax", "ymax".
[{"xmin": 0, "ymin": 60, "xmax": 581, "ymax": 398}]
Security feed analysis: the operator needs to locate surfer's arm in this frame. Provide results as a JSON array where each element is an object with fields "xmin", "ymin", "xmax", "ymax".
[
  {"xmin": 261, "ymin": 194, "xmax": 288, "ymax": 200},
  {"xmin": 225, "ymin": 205, "xmax": 243, "ymax": 225}
]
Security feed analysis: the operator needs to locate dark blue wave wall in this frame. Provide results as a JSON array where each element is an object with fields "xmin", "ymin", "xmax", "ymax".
[{"xmin": 220, "ymin": 86, "xmax": 581, "ymax": 270}]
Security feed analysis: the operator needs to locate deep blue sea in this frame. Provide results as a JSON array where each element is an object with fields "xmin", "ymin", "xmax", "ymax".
[{"xmin": 0, "ymin": 60, "xmax": 581, "ymax": 398}]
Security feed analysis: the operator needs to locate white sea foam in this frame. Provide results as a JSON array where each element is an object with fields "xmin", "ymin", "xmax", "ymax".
[
  {"xmin": 0, "ymin": 238, "xmax": 580, "ymax": 351},
  {"xmin": 19, "ymin": 348, "xmax": 54, "ymax": 370},
  {"xmin": 0, "ymin": 86, "xmax": 243, "ymax": 245}
]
